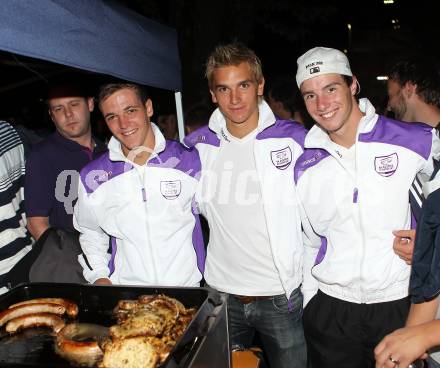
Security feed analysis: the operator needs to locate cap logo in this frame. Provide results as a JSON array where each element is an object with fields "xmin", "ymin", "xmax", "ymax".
[
  {"xmin": 305, "ymin": 61, "xmax": 323, "ymax": 69},
  {"xmin": 306, "ymin": 61, "xmax": 323, "ymax": 75}
]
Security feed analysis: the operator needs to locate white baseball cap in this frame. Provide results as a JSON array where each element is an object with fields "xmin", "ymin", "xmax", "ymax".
[{"xmin": 296, "ymin": 47, "xmax": 352, "ymax": 87}]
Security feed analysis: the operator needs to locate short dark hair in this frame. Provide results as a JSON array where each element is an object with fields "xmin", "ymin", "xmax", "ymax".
[
  {"xmin": 342, "ymin": 75, "xmax": 353, "ymax": 87},
  {"xmin": 389, "ymin": 59, "xmax": 440, "ymax": 106},
  {"xmin": 342, "ymin": 75, "xmax": 361, "ymax": 96},
  {"xmin": 268, "ymin": 79, "xmax": 303, "ymax": 115},
  {"xmin": 98, "ymin": 83, "xmax": 149, "ymax": 107},
  {"xmin": 205, "ymin": 42, "xmax": 263, "ymax": 88}
]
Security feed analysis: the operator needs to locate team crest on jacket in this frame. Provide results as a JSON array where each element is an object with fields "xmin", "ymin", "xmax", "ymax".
[
  {"xmin": 271, "ymin": 147, "xmax": 292, "ymax": 170},
  {"xmin": 160, "ymin": 180, "xmax": 181, "ymax": 199},
  {"xmin": 374, "ymin": 153, "xmax": 398, "ymax": 177}
]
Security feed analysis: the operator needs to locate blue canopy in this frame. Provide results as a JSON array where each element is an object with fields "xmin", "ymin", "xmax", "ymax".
[{"xmin": 0, "ymin": 0, "xmax": 182, "ymax": 91}]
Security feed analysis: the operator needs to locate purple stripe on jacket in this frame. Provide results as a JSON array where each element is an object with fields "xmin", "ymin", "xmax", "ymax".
[
  {"xmin": 80, "ymin": 152, "xmax": 133, "ymax": 195},
  {"xmin": 358, "ymin": 116, "xmax": 433, "ymax": 160},
  {"xmin": 315, "ymin": 236, "xmax": 327, "ymax": 266},
  {"xmin": 149, "ymin": 140, "xmax": 202, "ymax": 179},
  {"xmin": 80, "ymin": 140, "xmax": 203, "ymax": 195},
  {"xmin": 256, "ymin": 119, "xmax": 307, "ymax": 147},
  {"xmin": 191, "ymin": 199, "xmax": 205, "ymax": 274},
  {"xmin": 108, "ymin": 236, "xmax": 117, "ymax": 276},
  {"xmin": 184, "ymin": 125, "xmax": 220, "ymax": 148},
  {"xmin": 294, "ymin": 148, "xmax": 330, "ymax": 184}
]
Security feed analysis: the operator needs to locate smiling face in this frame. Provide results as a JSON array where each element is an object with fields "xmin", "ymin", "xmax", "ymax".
[
  {"xmin": 300, "ymin": 73, "xmax": 361, "ymax": 146},
  {"xmin": 48, "ymin": 96, "xmax": 93, "ymax": 141},
  {"xmin": 100, "ymin": 88, "xmax": 154, "ymax": 160},
  {"xmin": 210, "ymin": 62, "xmax": 264, "ymax": 138}
]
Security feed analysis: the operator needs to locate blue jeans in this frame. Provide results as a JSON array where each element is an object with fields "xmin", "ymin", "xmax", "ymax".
[{"xmin": 227, "ymin": 287, "xmax": 307, "ymax": 368}]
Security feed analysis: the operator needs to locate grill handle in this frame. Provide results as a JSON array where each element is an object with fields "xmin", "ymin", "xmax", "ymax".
[{"xmin": 165, "ymin": 294, "xmax": 228, "ymax": 367}]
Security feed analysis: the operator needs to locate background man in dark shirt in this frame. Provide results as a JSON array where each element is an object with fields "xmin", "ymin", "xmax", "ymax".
[{"xmin": 25, "ymin": 80, "xmax": 106, "ymax": 240}]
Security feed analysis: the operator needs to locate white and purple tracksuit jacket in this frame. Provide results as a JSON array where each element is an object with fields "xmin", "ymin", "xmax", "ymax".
[
  {"xmin": 295, "ymin": 98, "xmax": 440, "ymax": 306},
  {"xmin": 74, "ymin": 124, "xmax": 205, "ymax": 287},
  {"xmin": 185, "ymin": 101, "xmax": 307, "ymax": 299}
]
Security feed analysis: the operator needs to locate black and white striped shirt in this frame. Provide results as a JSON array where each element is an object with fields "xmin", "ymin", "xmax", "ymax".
[{"xmin": 0, "ymin": 121, "xmax": 33, "ymax": 292}]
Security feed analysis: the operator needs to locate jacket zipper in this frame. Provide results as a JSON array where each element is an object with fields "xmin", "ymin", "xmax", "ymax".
[
  {"xmin": 252, "ymin": 139, "xmax": 291, "ymax": 301},
  {"xmin": 325, "ymin": 143, "xmax": 364, "ymax": 302},
  {"xmin": 354, "ymin": 139, "xmax": 367, "ymax": 303},
  {"xmin": 138, "ymin": 166, "xmax": 158, "ymax": 284}
]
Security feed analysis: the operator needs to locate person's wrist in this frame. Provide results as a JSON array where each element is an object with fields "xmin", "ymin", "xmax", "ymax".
[{"xmin": 424, "ymin": 321, "xmax": 439, "ymax": 349}]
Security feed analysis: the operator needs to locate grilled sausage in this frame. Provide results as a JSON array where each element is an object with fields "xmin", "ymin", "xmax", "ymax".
[
  {"xmin": 5, "ymin": 312, "xmax": 65, "ymax": 333},
  {"xmin": 9, "ymin": 298, "xmax": 78, "ymax": 318},
  {"xmin": 56, "ymin": 323, "xmax": 108, "ymax": 367},
  {"xmin": 0, "ymin": 303, "xmax": 65, "ymax": 326}
]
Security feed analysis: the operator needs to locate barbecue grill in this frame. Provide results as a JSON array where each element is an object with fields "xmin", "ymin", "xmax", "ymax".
[{"xmin": 0, "ymin": 283, "xmax": 230, "ymax": 368}]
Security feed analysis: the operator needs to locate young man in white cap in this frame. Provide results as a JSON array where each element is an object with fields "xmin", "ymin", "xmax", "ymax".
[{"xmin": 294, "ymin": 47, "xmax": 440, "ymax": 367}]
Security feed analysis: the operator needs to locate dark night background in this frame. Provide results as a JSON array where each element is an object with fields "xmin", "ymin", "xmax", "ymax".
[{"xmin": 1, "ymin": 0, "xmax": 439, "ymax": 132}]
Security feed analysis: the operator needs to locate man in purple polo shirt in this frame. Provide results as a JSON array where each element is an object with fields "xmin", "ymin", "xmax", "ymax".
[{"xmin": 25, "ymin": 80, "xmax": 107, "ymax": 240}]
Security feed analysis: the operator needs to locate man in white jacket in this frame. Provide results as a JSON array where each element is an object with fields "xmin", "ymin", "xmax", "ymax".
[
  {"xmin": 74, "ymin": 83, "xmax": 205, "ymax": 287},
  {"xmin": 294, "ymin": 47, "xmax": 439, "ymax": 367},
  {"xmin": 185, "ymin": 43, "xmax": 307, "ymax": 368}
]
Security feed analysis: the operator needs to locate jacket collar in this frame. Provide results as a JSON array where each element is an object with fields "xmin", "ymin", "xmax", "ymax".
[
  {"xmin": 305, "ymin": 98, "xmax": 379, "ymax": 150},
  {"xmin": 208, "ymin": 100, "xmax": 276, "ymax": 142},
  {"xmin": 107, "ymin": 122, "xmax": 166, "ymax": 163}
]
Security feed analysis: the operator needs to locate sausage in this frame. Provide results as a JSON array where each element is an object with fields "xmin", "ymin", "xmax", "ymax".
[
  {"xmin": 56, "ymin": 323, "xmax": 108, "ymax": 367},
  {"xmin": 0, "ymin": 303, "xmax": 65, "ymax": 326},
  {"xmin": 9, "ymin": 298, "xmax": 78, "ymax": 318},
  {"xmin": 5, "ymin": 312, "xmax": 65, "ymax": 333}
]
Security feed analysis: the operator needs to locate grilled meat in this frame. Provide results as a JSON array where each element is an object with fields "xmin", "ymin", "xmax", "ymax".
[
  {"xmin": 104, "ymin": 294, "xmax": 197, "ymax": 367},
  {"xmin": 0, "ymin": 303, "xmax": 66, "ymax": 327},
  {"xmin": 100, "ymin": 337, "xmax": 158, "ymax": 368},
  {"xmin": 5, "ymin": 312, "xmax": 65, "ymax": 333},
  {"xmin": 9, "ymin": 298, "xmax": 78, "ymax": 318},
  {"xmin": 110, "ymin": 306, "xmax": 167, "ymax": 339},
  {"xmin": 55, "ymin": 323, "xmax": 109, "ymax": 367}
]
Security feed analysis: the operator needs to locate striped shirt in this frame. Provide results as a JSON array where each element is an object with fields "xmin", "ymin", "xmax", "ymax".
[{"xmin": 0, "ymin": 121, "xmax": 33, "ymax": 292}]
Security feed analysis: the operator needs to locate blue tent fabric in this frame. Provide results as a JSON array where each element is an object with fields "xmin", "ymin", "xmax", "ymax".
[{"xmin": 0, "ymin": 0, "xmax": 181, "ymax": 91}]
